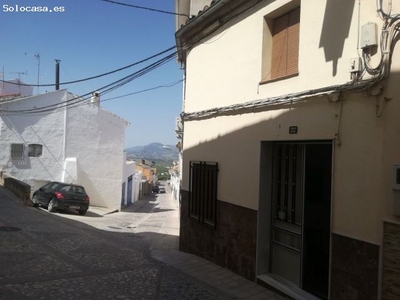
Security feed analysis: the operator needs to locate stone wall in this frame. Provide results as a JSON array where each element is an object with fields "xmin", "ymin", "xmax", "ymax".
[
  {"xmin": 330, "ymin": 233, "xmax": 379, "ymax": 300},
  {"xmin": 2, "ymin": 175, "xmax": 31, "ymax": 205},
  {"xmin": 382, "ymin": 221, "xmax": 400, "ymax": 300},
  {"xmin": 179, "ymin": 189, "xmax": 257, "ymax": 280}
]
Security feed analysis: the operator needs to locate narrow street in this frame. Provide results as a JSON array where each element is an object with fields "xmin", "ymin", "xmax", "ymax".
[{"xmin": 0, "ymin": 186, "xmax": 283, "ymax": 300}]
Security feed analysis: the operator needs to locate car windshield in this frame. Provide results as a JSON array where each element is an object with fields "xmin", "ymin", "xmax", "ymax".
[{"xmin": 60, "ymin": 185, "xmax": 85, "ymax": 194}]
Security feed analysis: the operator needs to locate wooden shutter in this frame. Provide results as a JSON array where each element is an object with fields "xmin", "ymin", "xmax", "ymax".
[{"xmin": 271, "ymin": 8, "xmax": 300, "ymax": 80}]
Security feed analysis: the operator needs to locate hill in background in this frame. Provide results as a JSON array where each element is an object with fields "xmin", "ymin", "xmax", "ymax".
[{"xmin": 125, "ymin": 142, "xmax": 179, "ymax": 162}]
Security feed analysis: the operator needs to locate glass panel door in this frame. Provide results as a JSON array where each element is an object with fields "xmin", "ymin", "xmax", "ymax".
[{"xmin": 270, "ymin": 144, "xmax": 304, "ymax": 286}]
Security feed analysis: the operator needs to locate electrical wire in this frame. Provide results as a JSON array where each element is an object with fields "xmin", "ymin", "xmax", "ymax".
[
  {"xmin": 0, "ymin": 46, "xmax": 176, "ymax": 87},
  {"xmin": 100, "ymin": 79, "xmax": 184, "ymax": 103},
  {"xmin": 181, "ymin": 78, "xmax": 377, "ymax": 121},
  {"xmin": 2, "ymin": 79, "xmax": 183, "ymax": 118},
  {"xmin": 362, "ymin": 5, "xmax": 400, "ymax": 80},
  {"xmin": 0, "ymin": 51, "xmax": 178, "ymax": 115},
  {"xmin": 15, "ymin": 53, "xmax": 177, "ymax": 114},
  {"xmin": 178, "ymin": 0, "xmax": 400, "ymax": 121},
  {"xmin": 102, "ymin": 0, "xmax": 189, "ymax": 18},
  {"xmin": 180, "ymin": 0, "xmax": 264, "ymax": 51}
]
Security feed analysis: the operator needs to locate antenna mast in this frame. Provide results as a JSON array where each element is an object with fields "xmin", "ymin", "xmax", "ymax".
[{"xmin": 34, "ymin": 53, "xmax": 40, "ymax": 94}]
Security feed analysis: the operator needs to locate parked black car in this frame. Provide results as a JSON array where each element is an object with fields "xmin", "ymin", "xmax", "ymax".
[
  {"xmin": 32, "ymin": 182, "xmax": 90, "ymax": 215},
  {"xmin": 152, "ymin": 185, "xmax": 160, "ymax": 193}
]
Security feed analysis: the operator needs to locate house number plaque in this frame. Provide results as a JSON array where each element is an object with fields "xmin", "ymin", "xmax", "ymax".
[{"xmin": 289, "ymin": 126, "xmax": 298, "ymax": 134}]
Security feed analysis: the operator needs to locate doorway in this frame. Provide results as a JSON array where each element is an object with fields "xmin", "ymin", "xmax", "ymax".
[
  {"xmin": 127, "ymin": 175, "xmax": 133, "ymax": 205},
  {"xmin": 259, "ymin": 141, "xmax": 332, "ymax": 299}
]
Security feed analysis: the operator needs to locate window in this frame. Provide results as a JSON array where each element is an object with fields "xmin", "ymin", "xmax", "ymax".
[
  {"xmin": 189, "ymin": 161, "xmax": 218, "ymax": 227},
  {"xmin": 10, "ymin": 143, "xmax": 24, "ymax": 160},
  {"xmin": 40, "ymin": 182, "xmax": 59, "ymax": 192},
  {"xmin": 59, "ymin": 184, "xmax": 85, "ymax": 194},
  {"xmin": 28, "ymin": 144, "xmax": 43, "ymax": 157},
  {"xmin": 262, "ymin": 7, "xmax": 300, "ymax": 82},
  {"xmin": 60, "ymin": 185, "xmax": 72, "ymax": 192}
]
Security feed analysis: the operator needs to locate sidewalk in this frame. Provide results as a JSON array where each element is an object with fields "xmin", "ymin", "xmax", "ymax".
[{"xmin": 124, "ymin": 193, "xmax": 288, "ymax": 300}]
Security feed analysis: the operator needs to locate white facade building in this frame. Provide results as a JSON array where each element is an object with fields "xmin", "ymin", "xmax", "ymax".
[
  {"xmin": 0, "ymin": 89, "xmax": 130, "ymax": 211},
  {"xmin": 121, "ymin": 158, "xmax": 141, "ymax": 206},
  {"xmin": 176, "ymin": 0, "xmax": 400, "ymax": 299}
]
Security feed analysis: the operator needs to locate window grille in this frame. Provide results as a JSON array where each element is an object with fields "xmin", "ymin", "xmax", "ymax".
[
  {"xmin": 10, "ymin": 143, "xmax": 24, "ymax": 160},
  {"xmin": 189, "ymin": 161, "xmax": 218, "ymax": 227}
]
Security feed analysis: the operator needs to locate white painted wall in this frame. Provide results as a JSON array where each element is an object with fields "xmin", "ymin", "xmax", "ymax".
[
  {"xmin": 0, "ymin": 90, "xmax": 68, "ymax": 187},
  {"xmin": 0, "ymin": 89, "xmax": 129, "ymax": 210},
  {"xmin": 190, "ymin": 0, "xmax": 212, "ymax": 16},
  {"xmin": 122, "ymin": 157, "xmax": 136, "ymax": 206},
  {"xmin": 179, "ymin": 0, "xmax": 400, "ymax": 244},
  {"xmin": 170, "ymin": 171, "xmax": 180, "ymax": 203},
  {"xmin": 65, "ymin": 94, "xmax": 128, "ymax": 210},
  {"xmin": 175, "ymin": 0, "xmax": 190, "ymax": 30},
  {"xmin": 184, "ymin": 0, "xmax": 377, "ymax": 113},
  {"xmin": 133, "ymin": 171, "xmax": 141, "ymax": 202}
]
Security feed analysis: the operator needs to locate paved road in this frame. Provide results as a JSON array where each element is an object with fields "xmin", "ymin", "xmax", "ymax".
[
  {"xmin": 0, "ymin": 186, "xmax": 286, "ymax": 300},
  {"xmin": 0, "ymin": 187, "xmax": 228, "ymax": 300}
]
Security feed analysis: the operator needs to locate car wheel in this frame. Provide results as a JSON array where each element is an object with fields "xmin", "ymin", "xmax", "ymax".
[
  {"xmin": 78, "ymin": 209, "xmax": 87, "ymax": 216},
  {"xmin": 32, "ymin": 195, "xmax": 39, "ymax": 207},
  {"xmin": 47, "ymin": 199, "xmax": 56, "ymax": 212}
]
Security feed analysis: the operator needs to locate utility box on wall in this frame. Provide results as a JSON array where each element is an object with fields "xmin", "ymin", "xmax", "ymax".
[
  {"xmin": 361, "ymin": 22, "xmax": 378, "ymax": 49},
  {"xmin": 392, "ymin": 163, "xmax": 400, "ymax": 216}
]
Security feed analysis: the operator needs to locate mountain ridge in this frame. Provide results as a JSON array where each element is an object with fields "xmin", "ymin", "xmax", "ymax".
[{"xmin": 125, "ymin": 142, "xmax": 178, "ymax": 161}]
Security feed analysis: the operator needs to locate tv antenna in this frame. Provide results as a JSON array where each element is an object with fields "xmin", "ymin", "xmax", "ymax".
[{"xmin": 25, "ymin": 52, "xmax": 41, "ymax": 94}]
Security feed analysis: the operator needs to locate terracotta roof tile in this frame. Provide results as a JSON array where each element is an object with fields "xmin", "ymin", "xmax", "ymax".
[{"xmin": 184, "ymin": 0, "xmax": 219, "ymax": 26}]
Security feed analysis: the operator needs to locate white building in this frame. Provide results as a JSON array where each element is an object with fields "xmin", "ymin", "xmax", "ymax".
[
  {"xmin": 176, "ymin": 0, "xmax": 400, "ymax": 299},
  {"xmin": 121, "ymin": 157, "xmax": 141, "ymax": 206},
  {"xmin": 0, "ymin": 79, "xmax": 33, "ymax": 98},
  {"xmin": 0, "ymin": 89, "xmax": 130, "ymax": 211}
]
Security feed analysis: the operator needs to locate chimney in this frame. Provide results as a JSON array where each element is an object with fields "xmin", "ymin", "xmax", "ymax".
[
  {"xmin": 55, "ymin": 60, "xmax": 60, "ymax": 90},
  {"xmin": 91, "ymin": 91, "xmax": 100, "ymax": 106}
]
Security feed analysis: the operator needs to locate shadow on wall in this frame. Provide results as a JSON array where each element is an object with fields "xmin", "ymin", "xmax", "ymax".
[
  {"xmin": 179, "ymin": 98, "xmax": 342, "ymax": 281},
  {"xmin": 76, "ymin": 161, "xmax": 108, "ymax": 209},
  {"xmin": 179, "ymin": 88, "xmax": 387, "ymax": 296},
  {"xmin": 319, "ymin": 0, "xmax": 356, "ymax": 76},
  {"xmin": 11, "ymin": 159, "xmax": 32, "ymax": 170}
]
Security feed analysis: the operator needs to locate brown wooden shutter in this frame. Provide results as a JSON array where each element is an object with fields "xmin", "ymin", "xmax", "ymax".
[{"xmin": 271, "ymin": 8, "xmax": 300, "ymax": 80}]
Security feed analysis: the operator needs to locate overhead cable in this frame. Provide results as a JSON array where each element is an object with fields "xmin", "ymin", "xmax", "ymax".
[
  {"xmin": 182, "ymin": 79, "xmax": 380, "ymax": 121},
  {"xmin": 100, "ymin": 79, "xmax": 184, "ymax": 102},
  {"xmin": 1, "ymin": 52, "xmax": 178, "ymax": 115},
  {"xmin": 0, "ymin": 46, "xmax": 176, "ymax": 87},
  {"xmin": 102, "ymin": 0, "xmax": 189, "ymax": 18}
]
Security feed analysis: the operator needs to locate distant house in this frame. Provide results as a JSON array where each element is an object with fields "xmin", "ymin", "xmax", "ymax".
[
  {"xmin": 0, "ymin": 89, "xmax": 130, "ymax": 211},
  {"xmin": 0, "ymin": 79, "xmax": 33, "ymax": 98},
  {"xmin": 175, "ymin": 0, "xmax": 400, "ymax": 299},
  {"xmin": 122, "ymin": 157, "xmax": 141, "ymax": 206},
  {"xmin": 135, "ymin": 161, "xmax": 156, "ymax": 196}
]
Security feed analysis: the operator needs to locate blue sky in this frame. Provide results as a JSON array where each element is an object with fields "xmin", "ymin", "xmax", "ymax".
[{"xmin": 0, "ymin": 0, "xmax": 183, "ymax": 147}]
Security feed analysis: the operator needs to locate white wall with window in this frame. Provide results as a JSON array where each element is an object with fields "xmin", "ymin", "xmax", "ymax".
[
  {"xmin": 28, "ymin": 144, "xmax": 43, "ymax": 157},
  {"xmin": 176, "ymin": 0, "xmax": 400, "ymax": 298},
  {"xmin": 0, "ymin": 89, "xmax": 129, "ymax": 210},
  {"xmin": 10, "ymin": 143, "xmax": 24, "ymax": 160}
]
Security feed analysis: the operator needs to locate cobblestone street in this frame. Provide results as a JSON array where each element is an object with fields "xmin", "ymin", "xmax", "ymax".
[{"xmin": 0, "ymin": 186, "xmax": 284, "ymax": 300}]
